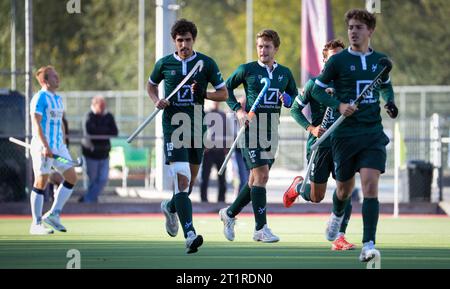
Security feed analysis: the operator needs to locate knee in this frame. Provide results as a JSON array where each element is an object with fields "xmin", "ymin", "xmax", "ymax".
[
  {"xmin": 253, "ymin": 173, "xmax": 268, "ymax": 186},
  {"xmin": 310, "ymin": 186, "xmax": 326, "ymax": 203},
  {"xmin": 64, "ymin": 169, "xmax": 77, "ymax": 185},
  {"xmin": 170, "ymin": 162, "xmax": 191, "ymax": 193},
  {"xmin": 33, "ymin": 175, "xmax": 49, "ymax": 190},
  {"xmin": 310, "ymin": 193, "xmax": 325, "ymax": 203},
  {"xmin": 177, "ymin": 174, "xmax": 189, "ymax": 192},
  {"xmin": 336, "ymin": 185, "xmax": 352, "ymax": 199},
  {"xmin": 362, "ymin": 181, "xmax": 378, "ymax": 197}
]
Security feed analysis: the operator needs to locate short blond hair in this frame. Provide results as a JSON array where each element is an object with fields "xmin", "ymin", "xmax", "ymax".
[{"xmin": 35, "ymin": 65, "xmax": 56, "ymax": 85}]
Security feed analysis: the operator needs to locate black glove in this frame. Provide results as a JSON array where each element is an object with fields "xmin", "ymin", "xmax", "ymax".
[{"xmin": 384, "ymin": 101, "xmax": 398, "ymax": 119}]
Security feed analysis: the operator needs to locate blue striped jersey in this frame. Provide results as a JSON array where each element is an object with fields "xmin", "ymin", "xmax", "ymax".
[{"xmin": 30, "ymin": 89, "xmax": 65, "ymax": 149}]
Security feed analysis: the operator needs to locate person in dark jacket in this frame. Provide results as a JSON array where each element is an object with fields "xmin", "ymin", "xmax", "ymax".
[
  {"xmin": 200, "ymin": 101, "xmax": 229, "ymax": 203},
  {"xmin": 80, "ymin": 95, "xmax": 118, "ymax": 203}
]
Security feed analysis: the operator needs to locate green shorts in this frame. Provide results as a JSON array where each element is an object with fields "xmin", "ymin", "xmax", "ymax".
[
  {"xmin": 242, "ymin": 146, "xmax": 275, "ymax": 170},
  {"xmin": 164, "ymin": 136, "xmax": 204, "ymax": 165},
  {"xmin": 307, "ymin": 146, "xmax": 335, "ymax": 184},
  {"xmin": 331, "ymin": 131, "xmax": 389, "ymax": 182}
]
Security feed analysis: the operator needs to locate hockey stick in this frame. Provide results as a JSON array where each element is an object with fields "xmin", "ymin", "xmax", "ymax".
[
  {"xmin": 298, "ymin": 107, "xmax": 333, "ymax": 193},
  {"xmin": 9, "ymin": 137, "xmax": 83, "ymax": 167},
  {"xmin": 218, "ymin": 77, "xmax": 271, "ymax": 176},
  {"xmin": 127, "ymin": 59, "xmax": 204, "ymax": 143},
  {"xmin": 299, "ymin": 57, "xmax": 392, "ymax": 193}
]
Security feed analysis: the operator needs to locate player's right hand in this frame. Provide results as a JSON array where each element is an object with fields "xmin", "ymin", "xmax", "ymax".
[
  {"xmin": 308, "ymin": 125, "xmax": 326, "ymax": 138},
  {"xmin": 155, "ymin": 99, "xmax": 170, "ymax": 110},
  {"xmin": 236, "ymin": 108, "xmax": 249, "ymax": 127},
  {"xmin": 339, "ymin": 103, "xmax": 357, "ymax": 117},
  {"xmin": 42, "ymin": 145, "xmax": 53, "ymax": 158},
  {"xmin": 325, "ymin": 88, "xmax": 335, "ymax": 95}
]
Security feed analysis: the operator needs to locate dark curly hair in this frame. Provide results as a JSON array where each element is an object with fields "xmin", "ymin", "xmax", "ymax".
[
  {"xmin": 345, "ymin": 9, "xmax": 376, "ymax": 30},
  {"xmin": 171, "ymin": 19, "xmax": 198, "ymax": 40}
]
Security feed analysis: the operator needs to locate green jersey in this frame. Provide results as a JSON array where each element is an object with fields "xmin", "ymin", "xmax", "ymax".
[
  {"xmin": 312, "ymin": 47, "xmax": 394, "ymax": 137},
  {"xmin": 226, "ymin": 61, "xmax": 298, "ymax": 141},
  {"xmin": 149, "ymin": 51, "xmax": 225, "ymax": 136},
  {"xmin": 291, "ymin": 78, "xmax": 337, "ymax": 152}
]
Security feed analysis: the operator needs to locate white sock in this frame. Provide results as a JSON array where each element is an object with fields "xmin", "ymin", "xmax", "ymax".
[
  {"xmin": 30, "ymin": 191, "xmax": 44, "ymax": 225},
  {"xmin": 50, "ymin": 183, "xmax": 73, "ymax": 214}
]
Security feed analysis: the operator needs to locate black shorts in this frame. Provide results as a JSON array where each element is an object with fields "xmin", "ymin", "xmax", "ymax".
[
  {"xmin": 331, "ymin": 131, "xmax": 389, "ymax": 182},
  {"xmin": 164, "ymin": 136, "xmax": 204, "ymax": 165},
  {"xmin": 307, "ymin": 146, "xmax": 335, "ymax": 184}
]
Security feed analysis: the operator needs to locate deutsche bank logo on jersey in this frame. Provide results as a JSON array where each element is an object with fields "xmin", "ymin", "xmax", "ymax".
[
  {"xmin": 356, "ymin": 80, "xmax": 377, "ymax": 104},
  {"xmin": 49, "ymin": 109, "xmax": 64, "ymax": 119},
  {"xmin": 264, "ymin": 88, "xmax": 280, "ymax": 105},
  {"xmin": 177, "ymin": 85, "xmax": 194, "ymax": 102}
]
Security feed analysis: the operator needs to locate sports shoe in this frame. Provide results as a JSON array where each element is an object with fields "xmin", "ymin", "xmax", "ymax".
[
  {"xmin": 359, "ymin": 241, "xmax": 380, "ymax": 262},
  {"xmin": 331, "ymin": 234, "xmax": 356, "ymax": 251},
  {"xmin": 283, "ymin": 176, "xmax": 303, "ymax": 208},
  {"xmin": 43, "ymin": 211, "xmax": 67, "ymax": 232},
  {"xmin": 325, "ymin": 212, "xmax": 344, "ymax": 241},
  {"xmin": 30, "ymin": 223, "xmax": 54, "ymax": 235},
  {"xmin": 219, "ymin": 207, "xmax": 236, "ymax": 241},
  {"xmin": 253, "ymin": 225, "xmax": 280, "ymax": 243},
  {"xmin": 161, "ymin": 200, "xmax": 179, "ymax": 237},
  {"xmin": 185, "ymin": 231, "xmax": 203, "ymax": 254}
]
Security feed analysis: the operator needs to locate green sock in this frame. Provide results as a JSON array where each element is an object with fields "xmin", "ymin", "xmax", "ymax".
[
  {"xmin": 362, "ymin": 198, "xmax": 379, "ymax": 244},
  {"xmin": 174, "ymin": 192, "xmax": 195, "ymax": 238},
  {"xmin": 251, "ymin": 186, "xmax": 267, "ymax": 231},
  {"xmin": 227, "ymin": 183, "xmax": 251, "ymax": 218},
  {"xmin": 167, "ymin": 194, "xmax": 176, "ymax": 213},
  {"xmin": 332, "ymin": 189, "xmax": 347, "ymax": 217},
  {"xmin": 296, "ymin": 182, "xmax": 311, "ymax": 202},
  {"xmin": 339, "ymin": 199, "xmax": 352, "ymax": 234}
]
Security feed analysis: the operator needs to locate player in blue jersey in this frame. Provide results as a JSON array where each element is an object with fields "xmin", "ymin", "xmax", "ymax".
[{"xmin": 29, "ymin": 66, "xmax": 78, "ymax": 235}]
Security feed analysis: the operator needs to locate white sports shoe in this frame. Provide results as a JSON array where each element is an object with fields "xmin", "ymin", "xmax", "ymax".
[
  {"xmin": 43, "ymin": 212, "xmax": 67, "ymax": 232},
  {"xmin": 219, "ymin": 207, "xmax": 236, "ymax": 241},
  {"xmin": 253, "ymin": 225, "xmax": 280, "ymax": 243},
  {"xmin": 161, "ymin": 200, "xmax": 179, "ymax": 237},
  {"xmin": 30, "ymin": 223, "xmax": 54, "ymax": 235},
  {"xmin": 359, "ymin": 241, "xmax": 381, "ymax": 262},
  {"xmin": 185, "ymin": 231, "xmax": 203, "ymax": 254},
  {"xmin": 325, "ymin": 212, "xmax": 344, "ymax": 241}
]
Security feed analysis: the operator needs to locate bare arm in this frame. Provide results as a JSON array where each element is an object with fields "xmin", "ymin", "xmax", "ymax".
[
  {"xmin": 206, "ymin": 86, "xmax": 228, "ymax": 102},
  {"xmin": 61, "ymin": 117, "xmax": 67, "ymax": 145},
  {"xmin": 147, "ymin": 82, "xmax": 169, "ymax": 110},
  {"xmin": 32, "ymin": 113, "xmax": 52, "ymax": 157}
]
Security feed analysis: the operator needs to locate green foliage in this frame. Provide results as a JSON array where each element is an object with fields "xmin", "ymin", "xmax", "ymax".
[{"xmin": 0, "ymin": 0, "xmax": 449, "ymax": 91}]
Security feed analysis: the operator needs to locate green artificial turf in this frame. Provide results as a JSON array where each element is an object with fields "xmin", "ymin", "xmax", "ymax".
[{"xmin": 1, "ymin": 215, "xmax": 449, "ymax": 269}]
